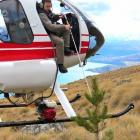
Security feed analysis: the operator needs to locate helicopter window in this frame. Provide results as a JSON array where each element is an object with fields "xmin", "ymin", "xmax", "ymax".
[
  {"xmin": 0, "ymin": 0, "xmax": 33, "ymax": 44},
  {"xmin": 0, "ymin": 9, "xmax": 10, "ymax": 42}
]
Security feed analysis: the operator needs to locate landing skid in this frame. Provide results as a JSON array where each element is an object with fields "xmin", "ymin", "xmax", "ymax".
[
  {"xmin": 0, "ymin": 103, "xmax": 134, "ymax": 128},
  {"xmin": 0, "ymin": 94, "xmax": 81, "ymax": 108}
]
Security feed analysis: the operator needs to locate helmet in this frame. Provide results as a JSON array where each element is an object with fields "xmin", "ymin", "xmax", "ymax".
[
  {"xmin": 42, "ymin": 0, "xmax": 52, "ymax": 4},
  {"xmin": 40, "ymin": 0, "xmax": 52, "ymax": 9}
]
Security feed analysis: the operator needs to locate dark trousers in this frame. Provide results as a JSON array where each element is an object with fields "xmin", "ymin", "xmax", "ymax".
[{"xmin": 50, "ymin": 30, "xmax": 70, "ymax": 64}]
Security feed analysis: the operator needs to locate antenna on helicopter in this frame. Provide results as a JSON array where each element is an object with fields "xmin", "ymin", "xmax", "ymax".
[{"xmin": 60, "ymin": 2, "xmax": 65, "ymax": 7}]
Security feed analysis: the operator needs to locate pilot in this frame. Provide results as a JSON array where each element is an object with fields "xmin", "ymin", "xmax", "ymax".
[{"xmin": 39, "ymin": 0, "xmax": 73, "ymax": 73}]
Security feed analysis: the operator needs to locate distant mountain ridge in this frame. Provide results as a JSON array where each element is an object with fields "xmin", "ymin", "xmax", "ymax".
[
  {"xmin": 87, "ymin": 53, "xmax": 140, "ymax": 73},
  {"xmin": 90, "ymin": 53, "xmax": 140, "ymax": 64}
]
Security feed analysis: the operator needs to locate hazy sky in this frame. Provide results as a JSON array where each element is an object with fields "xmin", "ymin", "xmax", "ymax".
[{"xmin": 72, "ymin": 0, "xmax": 140, "ymax": 40}]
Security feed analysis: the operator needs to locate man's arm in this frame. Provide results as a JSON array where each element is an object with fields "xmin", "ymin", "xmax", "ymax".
[
  {"xmin": 52, "ymin": 14, "xmax": 60, "ymax": 22},
  {"xmin": 39, "ymin": 13, "xmax": 66, "ymax": 33}
]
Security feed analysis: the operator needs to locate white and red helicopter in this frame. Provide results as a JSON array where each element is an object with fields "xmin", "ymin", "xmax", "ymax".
[{"xmin": 0, "ymin": 0, "xmax": 134, "ymax": 127}]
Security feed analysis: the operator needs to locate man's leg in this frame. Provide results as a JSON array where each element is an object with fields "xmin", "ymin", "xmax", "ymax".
[
  {"xmin": 62, "ymin": 30, "xmax": 73, "ymax": 55},
  {"xmin": 63, "ymin": 30, "xmax": 70, "ymax": 48},
  {"xmin": 50, "ymin": 34, "xmax": 68, "ymax": 73}
]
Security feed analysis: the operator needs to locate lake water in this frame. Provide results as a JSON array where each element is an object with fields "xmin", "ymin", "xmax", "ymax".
[{"xmin": 57, "ymin": 62, "xmax": 108, "ymax": 84}]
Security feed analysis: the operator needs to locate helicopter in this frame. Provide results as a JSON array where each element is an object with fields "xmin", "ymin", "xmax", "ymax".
[{"xmin": 0, "ymin": 0, "xmax": 134, "ymax": 127}]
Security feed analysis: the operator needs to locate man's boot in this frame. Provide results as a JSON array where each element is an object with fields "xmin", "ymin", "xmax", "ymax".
[{"xmin": 58, "ymin": 64, "xmax": 68, "ymax": 73}]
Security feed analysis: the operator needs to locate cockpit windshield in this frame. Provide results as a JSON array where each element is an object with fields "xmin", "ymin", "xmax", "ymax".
[{"xmin": 0, "ymin": 0, "xmax": 33, "ymax": 44}]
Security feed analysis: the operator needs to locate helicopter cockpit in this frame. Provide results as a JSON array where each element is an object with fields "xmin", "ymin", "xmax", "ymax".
[{"xmin": 36, "ymin": 0, "xmax": 80, "ymax": 53}]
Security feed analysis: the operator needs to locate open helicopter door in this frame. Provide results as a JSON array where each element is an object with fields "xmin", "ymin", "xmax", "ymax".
[{"xmin": 58, "ymin": 0, "xmax": 90, "ymax": 56}]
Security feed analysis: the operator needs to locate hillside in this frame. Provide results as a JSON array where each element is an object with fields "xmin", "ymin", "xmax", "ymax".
[{"xmin": 0, "ymin": 65, "xmax": 140, "ymax": 140}]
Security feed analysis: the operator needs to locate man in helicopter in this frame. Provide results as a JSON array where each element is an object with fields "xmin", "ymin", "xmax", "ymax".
[{"xmin": 39, "ymin": 0, "xmax": 73, "ymax": 73}]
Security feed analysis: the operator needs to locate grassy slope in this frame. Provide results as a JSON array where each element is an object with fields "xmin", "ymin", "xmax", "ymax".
[{"xmin": 0, "ymin": 65, "xmax": 140, "ymax": 140}]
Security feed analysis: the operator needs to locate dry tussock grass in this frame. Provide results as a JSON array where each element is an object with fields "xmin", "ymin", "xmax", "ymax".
[
  {"xmin": 0, "ymin": 65, "xmax": 140, "ymax": 139},
  {"xmin": 105, "ymin": 115, "xmax": 140, "ymax": 140}
]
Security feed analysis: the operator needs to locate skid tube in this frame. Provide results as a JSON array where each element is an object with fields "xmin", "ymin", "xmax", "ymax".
[
  {"xmin": 0, "ymin": 103, "xmax": 134, "ymax": 128},
  {"xmin": 0, "ymin": 94, "xmax": 81, "ymax": 108}
]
